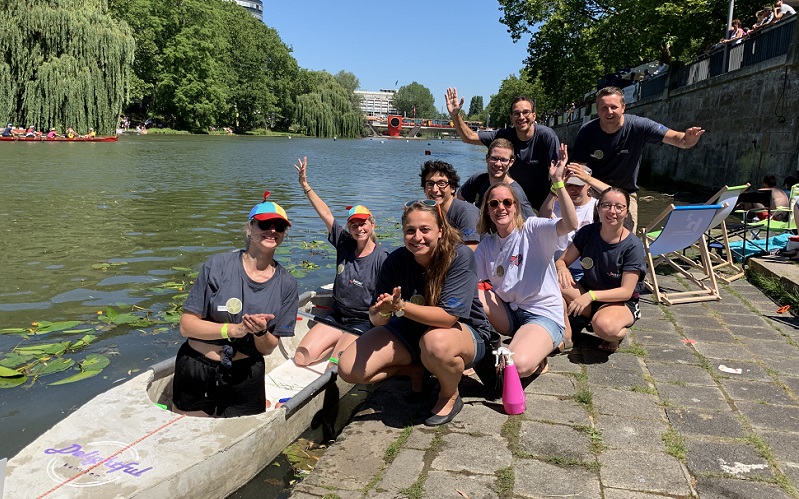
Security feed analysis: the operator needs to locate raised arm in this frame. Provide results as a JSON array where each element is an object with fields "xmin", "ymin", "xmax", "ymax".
[
  {"xmin": 550, "ymin": 144, "xmax": 578, "ymax": 236},
  {"xmin": 662, "ymin": 127, "xmax": 705, "ymax": 149},
  {"xmin": 565, "ymin": 163, "xmax": 611, "ymax": 196},
  {"xmin": 295, "ymin": 156, "xmax": 335, "ymax": 233},
  {"xmin": 445, "ymin": 87, "xmax": 481, "ymax": 145}
]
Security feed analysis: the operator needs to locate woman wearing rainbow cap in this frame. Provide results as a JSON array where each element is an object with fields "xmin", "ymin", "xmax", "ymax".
[
  {"xmin": 172, "ymin": 192, "xmax": 299, "ymax": 417},
  {"xmin": 294, "ymin": 157, "xmax": 388, "ymax": 368}
]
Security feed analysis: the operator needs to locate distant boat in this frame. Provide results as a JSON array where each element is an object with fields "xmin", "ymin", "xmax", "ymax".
[{"xmin": 0, "ymin": 136, "xmax": 118, "ymax": 142}]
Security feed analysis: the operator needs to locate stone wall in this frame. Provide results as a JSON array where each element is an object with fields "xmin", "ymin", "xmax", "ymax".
[{"xmin": 554, "ymin": 23, "xmax": 799, "ymax": 191}]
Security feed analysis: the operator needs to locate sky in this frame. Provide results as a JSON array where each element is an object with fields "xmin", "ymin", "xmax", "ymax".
[{"xmin": 263, "ymin": 0, "xmax": 531, "ymax": 115}]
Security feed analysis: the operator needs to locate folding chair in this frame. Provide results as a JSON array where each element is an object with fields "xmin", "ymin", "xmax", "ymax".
[
  {"xmin": 734, "ymin": 186, "xmax": 798, "ymax": 261},
  {"xmin": 694, "ymin": 183, "xmax": 750, "ymax": 283},
  {"xmin": 642, "ymin": 203, "xmax": 725, "ymax": 305}
]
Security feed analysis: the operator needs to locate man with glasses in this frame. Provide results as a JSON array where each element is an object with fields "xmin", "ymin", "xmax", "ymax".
[
  {"xmin": 571, "ymin": 86, "xmax": 705, "ymax": 230},
  {"xmin": 446, "ymin": 88, "xmax": 560, "ymax": 212},
  {"xmin": 420, "ymin": 160, "xmax": 481, "ymax": 250},
  {"xmin": 457, "ymin": 138, "xmax": 535, "ymax": 219}
]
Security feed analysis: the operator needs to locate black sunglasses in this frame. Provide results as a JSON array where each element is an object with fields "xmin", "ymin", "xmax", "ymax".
[
  {"xmin": 488, "ymin": 198, "xmax": 514, "ymax": 209},
  {"xmin": 255, "ymin": 219, "xmax": 288, "ymax": 232}
]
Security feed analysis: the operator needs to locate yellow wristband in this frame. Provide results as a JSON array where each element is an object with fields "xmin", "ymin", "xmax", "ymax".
[
  {"xmin": 550, "ymin": 185, "xmax": 557, "ymax": 194},
  {"xmin": 220, "ymin": 323, "xmax": 229, "ymax": 339},
  {"xmin": 552, "ymin": 181, "xmax": 565, "ymax": 190},
  {"xmin": 588, "ymin": 290, "xmax": 597, "ymax": 301},
  {"xmin": 377, "ymin": 310, "xmax": 393, "ymax": 318}
]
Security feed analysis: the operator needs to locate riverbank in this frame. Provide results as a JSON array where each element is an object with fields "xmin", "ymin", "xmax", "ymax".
[{"xmin": 289, "ymin": 263, "xmax": 799, "ymax": 498}]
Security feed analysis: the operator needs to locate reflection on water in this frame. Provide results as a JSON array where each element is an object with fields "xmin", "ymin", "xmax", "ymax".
[{"xmin": 0, "ymin": 135, "xmax": 677, "ymax": 462}]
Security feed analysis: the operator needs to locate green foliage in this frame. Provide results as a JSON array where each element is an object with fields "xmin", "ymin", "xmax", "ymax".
[
  {"xmin": 468, "ymin": 95, "xmax": 484, "ymax": 116},
  {"xmin": 484, "ymin": 73, "xmax": 553, "ymax": 128},
  {"xmin": 295, "ymin": 71, "xmax": 363, "ymax": 138},
  {"xmin": 0, "ymin": 0, "xmax": 134, "ymax": 134},
  {"xmin": 392, "ymin": 82, "xmax": 437, "ymax": 119}
]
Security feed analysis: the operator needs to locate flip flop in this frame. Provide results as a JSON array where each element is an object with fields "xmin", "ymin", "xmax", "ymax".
[{"xmin": 598, "ymin": 340, "xmax": 622, "ymax": 352}]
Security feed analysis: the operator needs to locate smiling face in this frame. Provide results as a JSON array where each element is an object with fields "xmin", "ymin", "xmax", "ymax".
[
  {"xmin": 485, "ymin": 145, "xmax": 514, "ymax": 179},
  {"xmin": 597, "ymin": 93, "xmax": 625, "ymax": 132},
  {"xmin": 424, "ymin": 172, "xmax": 454, "ymax": 206},
  {"xmin": 597, "ymin": 190, "xmax": 629, "ymax": 228},
  {"xmin": 565, "ymin": 182, "xmax": 590, "ymax": 205},
  {"xmin": 249, "ymin": 219, "xmax": 286, "ymax": 250},
  {"xmin": 486, "ymin": 186, "xmax": 517, "ymax": 235},
  {"xmin": 510, "ymin": 100, "xmax": 536, "ymax": 136},
  {"xmin": 347, "ymin": 218, "xmax": 374, "ymax": 242},
  {"xmin": 403, "ymin": 208, "xmax": 442, "ymax": 265}
]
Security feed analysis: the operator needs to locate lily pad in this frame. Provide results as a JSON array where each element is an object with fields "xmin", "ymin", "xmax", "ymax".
[
  {"xmin": 30, "ymin": 358, "xmax": 76, "ymax": 376},
  {"xmin": 0, "ymin": 365, "xmax": 24, "ymax": 378},
  {"xmin": 0, "ymin": 375, "xmax": 27, "ymax": 388},
  {"xmin": 49, "ymin": 369, "xmax": 102, "ymax": 385},
  {"xmin": 0, "ymin": 328, "xmax": 28, "ymax": 335},
  {"xmin": 70, "ymin": 334, "xmax": 98, "ymax": 350},
  {"xmin": 33, "ymin": 321, "xmax": 82, "ymax": 334},
  {"xmin": 80, "ymin": 354, "xmax": 110, "ymax": 370},
  {"xmin": 0, "ymin": 353, "xmax": 37, "ymax": 368},
  {"xmin": 15, "ymin": 341, "xmax": 71, "ymax": 356}
]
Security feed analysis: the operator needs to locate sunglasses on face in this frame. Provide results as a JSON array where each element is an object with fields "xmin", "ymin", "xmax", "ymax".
[
  {"xmin": 255, "ymin": 219, "xmax": 288, "ymax": 232},
  {"xmin": 405, "ymin": 199, "xmax": 438, "ymax": 209},
  {"xmin": 488, "ymin": 198, "xmax": 514, "ymax": 209}
]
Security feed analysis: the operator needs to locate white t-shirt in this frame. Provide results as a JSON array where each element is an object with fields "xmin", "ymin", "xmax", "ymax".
[
  {"xmin": 553, "ymin": 198, "xmax": 598, "ymax": 271},
  {"xmin": 779, "ymin": 4, "xmax": 796, "ymax": 15},
  {"xmin": 474, "ymin": 217, "xmax": 563, "ymax": 326}
]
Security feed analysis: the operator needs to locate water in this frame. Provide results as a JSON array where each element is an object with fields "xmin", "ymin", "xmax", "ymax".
[{"xmin": 0, "ymin": 135, "xmax": 676, "ymax": 475}]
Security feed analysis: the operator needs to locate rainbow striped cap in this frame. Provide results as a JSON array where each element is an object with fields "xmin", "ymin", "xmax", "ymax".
[
  {"xmin": 346, "ymin": 205, "xmax": 372, "ymax": 223},
  {"xmin": 249, "ymin": 191, "xmax": 290, "ymax": 226}
]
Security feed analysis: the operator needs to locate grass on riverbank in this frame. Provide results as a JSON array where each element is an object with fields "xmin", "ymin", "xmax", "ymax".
[{"xmin": 746, "ymin": 267, "xmax": 799, "ymax": 316}]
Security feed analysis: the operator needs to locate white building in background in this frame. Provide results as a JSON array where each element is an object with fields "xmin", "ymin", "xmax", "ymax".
[
  {"xmin": 233, "ymin": 0, "xmax": 263, "ymax": 20},
  {"xmin": 355, "ymin": 89, "xmax": 398, "ymax": 118}
]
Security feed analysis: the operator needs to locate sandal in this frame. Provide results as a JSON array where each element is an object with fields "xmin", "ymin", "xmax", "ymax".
[
  {"xmin": 532, "ymin": 358, "xmax": 549, "ymax": 375},
  {"xmin": 598, "ymin": 340, "xmax": 622, "ymax": 352}
]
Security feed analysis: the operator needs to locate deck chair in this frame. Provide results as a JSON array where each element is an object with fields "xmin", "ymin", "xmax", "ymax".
[
  {"xmin": 734, "ymin": 185, "xmax": 799, "ymax": 260},
  {"xmin": 642, "ymin": 203, "xmax": 725, "ymax": 305},
  {"xmin": 691, "ymin": 183, "xmax": 750, "ymax": 283}
]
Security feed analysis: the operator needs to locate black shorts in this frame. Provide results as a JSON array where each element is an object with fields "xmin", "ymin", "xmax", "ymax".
[
  {"xmin": 329, "ymin": 309, "xmax": 372, "ymax": 335},
  {"xmin": 589, "ymin": 298, "xmax": 641, "ymax": 327},
  {"xmin": 172, "ymin": 341, "xmax": 265, "ymax": 417}
]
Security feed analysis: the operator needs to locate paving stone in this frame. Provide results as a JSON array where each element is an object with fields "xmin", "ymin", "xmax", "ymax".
[
  {"xmin": 546, "ymin": 354, "xmax": 583, "ymax": 374},
  {"xmin": 679, "ymin": 327, "xmax": 736, "ymax": 344},
  {"xmin": 665, "ymin": 407, "xmax": 746, "ymax": 438},
  {"xmin": 736, "ymin": 401, "xmax": 799, "ymax": 432},
  {"xmin": 292, "ymin": 484, "xmax": 363, "ymax": 499},
  {"xmin": 694, "ymin": 476, "xmax": 793, "ymax": 499},
  {"xmin": 644, "ymin": 345, "xmax": 701, "ymax": 365},
  {"xmin": 685, "ymin": 438, "xmax": 772, "ymax": 479},
  {"xmin": 404, "ymin": 427, "xmax": 435, "ymax": 450},
  {"xmin": 731, "ymin": 326, "xmax": 786, "ymax": 341},
  {"xmin": 524, "ymin": 373, "xmax": 576, "ymax": 397},
  {"xmin": 718, "ymin": 313, "xmax": 774, "ymax": 328},
  {"xmin": 517, "ymin": 420, "xmax": 593, "ymax": 462},
  {"xmin": 592, "ymin": 352, "xmax": 643, "ymax": 371},
  {"xmin": 667, "ymin": 303, "xmax": 711, "ymax": 317},
  {"xmin": 599, "ymin": 449, "xmax": 691, "ymax": 496},
  {"xmin": 603, "ymin": 489, "xmax": 678, "ymax": 499},
  {"xmin": 587, "ymin": 366, "xmax": 648, "ymax": 390},
  {"xmin": 423, "ymin": 471, "xmax": 498, "ymax": 499},
  {"xmin": 755, "ymin": 429, "xmax": 799, "ymax": 470},
  {"xmin": 646, "ymin": 361, "xmax": 716, "ymax": 386},
  {"xmin": 376, "ymin": 448, "xmax": 425, "ymax": 492},
  {"xmin": 592, "ymin": 387, "xmax": 663, "ymax": 420},
  {"xmin": 596, "ymin": 414, "xmax": 667, "ymax": 451},
  {"xmin": 672, "ymin": 314, "xmax": 725, "ymax": 330},
  {"xmin": 431, "ymin": 434, "xmax": 511, "ymax": 474},
  {"xmin": 738, "ymin": 337, "xmax": 799, "ymax": 360},
  {"xmin": 780, "ymin": 375, "xmax": 799, "ymax": 398},
  {"xmin": 718, "ymin": 378, "xmax": 796, "ymax": 405},
  {"xmin": 513, "ymin": 459, "xmax": 601, "ymax": 498},
  {"xmin": 761, "ymin": 356, "xmax": 799, "ymax": 376},
  {"xmin": 712, "ymin": 360, "xmax": 772, "ymax": 381},
  {"xmin": 630, "ymin": 329, "xmax": 684, "ymax": 347},
  {"xmin": 656, "ymin": 382, "xmax": 729, "ymax": 410},
  {"xmin": 692, "ymin": 341, "xmax": 756, "ymax": 362},
  {"xmin": 447, "ymin": 402, "xmax": 506, "ymax": 436},
  {"xmin": 526, "ymin": 393, "xmax": 591, "ymax": 426}
]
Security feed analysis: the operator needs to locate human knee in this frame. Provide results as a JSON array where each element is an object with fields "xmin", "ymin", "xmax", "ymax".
[
  {"xmin": 420, "ymin": 329, "xmax": 458, "ymax": 361},
  {"xmin": 592, "ymin": 315, "xmax": 626, "ymax": 340},
  {"xmin": 293, "ymin": 347, "xmax": 312, "ymax": 367}
]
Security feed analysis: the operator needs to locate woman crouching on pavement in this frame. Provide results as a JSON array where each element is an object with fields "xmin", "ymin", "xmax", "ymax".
[
  {"xmin": 556, "ymin": 187, "xmax": 647, "ymax": 352},
  {"xmin": 474, "ymin": 144, "xmax": 578, "ymax": 377},
  {"xmin": 337, "ymin": 199, "xmax": 491, "ymax": 426},
  {"xmin": 172, "ymin": 192, "xmax": 299, "ymax": 417}
]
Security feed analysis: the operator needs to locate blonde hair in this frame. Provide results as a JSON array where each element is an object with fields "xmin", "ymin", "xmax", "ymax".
[
  {"xmin": 477, "ymin": 182, "xmax": 525, "ymax": 234},
  {"xmin": 348, "ymin": 215, "xmax": 377, "ymax": 242},
  {"xmin": 401, "ymin": 202, "xmax": 462, "ymax": 306}
]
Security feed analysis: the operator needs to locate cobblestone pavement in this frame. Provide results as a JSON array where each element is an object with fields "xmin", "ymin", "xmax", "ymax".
[{"xmin": 291, "ymin": 273, "xmax": 799, "ymax": 498}]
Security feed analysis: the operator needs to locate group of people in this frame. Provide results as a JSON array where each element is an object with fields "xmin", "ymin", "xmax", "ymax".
[
  {"xmin": 722, "ymin": 1, "xmax": 795, "ymax": 44},
  {"xmin": 1, "ymin": 123, "xmax": 96, "ymax": 139},
  {"xmin": 170, "ymin": 85, "xmax": 705, "ymax": 425}
]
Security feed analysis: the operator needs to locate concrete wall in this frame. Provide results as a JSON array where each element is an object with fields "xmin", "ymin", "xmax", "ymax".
[{"xmin": 554, "ymin": 23, "xmax": 799, "ymax": 191}]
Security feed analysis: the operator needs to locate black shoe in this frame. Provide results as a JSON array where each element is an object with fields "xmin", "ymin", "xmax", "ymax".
[
  {"xmin": 424, "ymin": 397, "xmax": 464, "ymax": 426},
  {"xmin": 474, "ymin": 331, "xmax": 502, "ymax": 400}
]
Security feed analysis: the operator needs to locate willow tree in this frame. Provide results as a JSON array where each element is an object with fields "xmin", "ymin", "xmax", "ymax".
[
  {"xmin": 0, "ymin": 0, "xmax": 134, "ymax": 134},
  {"xmin": 295, "ymin": 72, "xmax": 362, "ymax": 138}
]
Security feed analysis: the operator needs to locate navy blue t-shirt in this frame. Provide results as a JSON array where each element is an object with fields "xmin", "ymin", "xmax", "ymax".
[
  {"xmin": 459, "ymin": 172, "xmax": 536, "ymax": 218},
  {"xmin": 446, "ymin": 198, "xmax": 480, "ymax": 244},
  {"xmin": 478, "ymin": 125, "xmax": 560, "ymax": 211},
  {"xmin": 571, "ymin": 114, "xmax": 668, "ymax": 193},
  {"xmin": 571, "ymin": 223, "xmax": 647, "ymax": 296}
]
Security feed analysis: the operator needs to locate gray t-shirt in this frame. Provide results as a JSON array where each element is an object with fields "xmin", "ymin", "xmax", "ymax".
[
  {"xmin": 329, "ymin": 220, "xmax": 389, "ymax": 320},
  {"xmin": 478, "ymin": 125, "xmax": 560, "ymax": 211},
  {"xmin": 375, "ymin": 244, "xmax": 490, "ymax": 342},
  {"xmin": 571, "ymin": 114, "xmax": 668, "ymax": 193},
  {"xmin": 571, "ymin": 223, "xmax": 647, "ymax": 296},
  {"xmin": 446, "ymin": 198, "xmax": 480, "ymax": 244},
  {"xmin": 183, "ymin": 250, "xmax": 299, "ymax": 356},
  {"xmin": 459, "ymin": 172, "xmax": 536, "ymax": 219}
]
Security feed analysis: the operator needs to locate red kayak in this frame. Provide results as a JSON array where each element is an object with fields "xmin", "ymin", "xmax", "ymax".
[{"xmin": 0, "ymin": 135, "xmax": 119, "ymax": 142}]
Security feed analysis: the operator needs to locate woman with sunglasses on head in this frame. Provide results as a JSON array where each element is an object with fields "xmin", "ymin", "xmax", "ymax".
[
  {"xmin": 556, "ymin": 187, "xmax": 647, "ymax": 352},
  {"xmin": 172, "ymin": 192, "xmax": 299, "ymax": 417},
  {"xmin": 293, "ymin": 157, "xmax": 388, "ymax": 368},
  {"xmin": 474, "ymin": 144, "xmax": 577, "ymax": 377},
  {"xmin": 337, "ymin": 199, "xmax": 491, "ymax": 426}
]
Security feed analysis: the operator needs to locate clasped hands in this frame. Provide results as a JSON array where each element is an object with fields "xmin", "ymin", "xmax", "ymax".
[
  {"xmin": 231, "ymin": 313, "xmax": 274, "ymax": 338},
  {"xmin": 372, "ymin": 286, "xmax": 404, "ymax": 317}
]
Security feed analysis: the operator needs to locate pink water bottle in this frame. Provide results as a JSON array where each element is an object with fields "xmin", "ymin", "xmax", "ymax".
[{"xmin": 498, "ymin": 348, "xmax": 526, "ymax": 415}]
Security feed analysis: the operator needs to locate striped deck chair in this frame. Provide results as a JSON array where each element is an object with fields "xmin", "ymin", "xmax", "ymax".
[
  {"xmin": 694, "ymin": 183, "xmax": 750, "ymax": 283},
  {"xmin": 642, "ymin": 203, "xmax": 726, "ymax": 305}
]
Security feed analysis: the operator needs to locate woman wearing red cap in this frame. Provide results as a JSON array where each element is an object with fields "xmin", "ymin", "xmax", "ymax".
[
  {"xmin": 294, "ymin": 157, "xmax": 388, "ymax": 368},
  {"xmin": 172, "ymin": 192, "xmax": 299, "ymax": 417}
]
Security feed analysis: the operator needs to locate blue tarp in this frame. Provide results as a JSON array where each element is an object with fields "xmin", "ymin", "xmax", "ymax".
[{"xmin": 727, "ymin": 233, "xmax": 791, "ymax": 262}]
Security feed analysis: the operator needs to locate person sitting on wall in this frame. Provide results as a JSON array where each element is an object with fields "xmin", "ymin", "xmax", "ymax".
[{"xmin": 738, "ymin": 175, "xmax": 790, "ymax": 221}]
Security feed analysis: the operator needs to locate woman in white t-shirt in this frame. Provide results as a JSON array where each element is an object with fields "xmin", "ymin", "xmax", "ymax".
[{"xmin": 474, "ymin": 144, "xmax": 578, "ymax": 377}]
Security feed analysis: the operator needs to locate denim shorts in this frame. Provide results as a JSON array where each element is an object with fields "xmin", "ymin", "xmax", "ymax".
[
  {"xmin": 384, "ymin": 321, "xmax": 486, "ymax": 369},
  {"xmin": 503, "ymin": 303, "xmax": 565, "ymax": 347}
]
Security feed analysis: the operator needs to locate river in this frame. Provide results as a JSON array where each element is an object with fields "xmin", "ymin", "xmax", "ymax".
[{"xmin": 0, "ymin": 135, "xmax": 678, "ymax": 491}]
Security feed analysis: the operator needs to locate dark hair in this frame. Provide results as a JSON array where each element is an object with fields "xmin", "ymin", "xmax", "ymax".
[
  {"xmin": 420, "ymin": 160, "xmax": 460, "ymax": 190},
  {"xmin": 763, "ymin": 174, "xmax": 778, "ymax": 187},
  {"xmin": 509, "ymin": 96, "xmax": 536, "ymax": 114},
  {"xmin": 596, "ymin": 86, "xmax": 625, "ymax": 106},
  {"xmin": 477, "ymin": 182, "xmax": 525, "ymax": 234},
  {"xmin": 784, "ymin": 175, "xmax": 798, "ymax": 189},
  {"xmin": 598, "ymin": 186, "xmax": 631, "ymax": 207},
  {"xmin": 401, "ymin": 201, "xmax": 462, "ymax": 306}
]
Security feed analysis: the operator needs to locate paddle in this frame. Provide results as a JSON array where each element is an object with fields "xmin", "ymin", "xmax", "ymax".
[{"xmin": 296, "ymin": 309, "xmax": 368, "ymax": 337}]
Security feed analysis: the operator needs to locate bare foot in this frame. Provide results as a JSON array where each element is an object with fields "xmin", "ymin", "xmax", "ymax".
[{"xmin": 532, "ymin": 358, "xmax": 548, "ymax": 375}]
